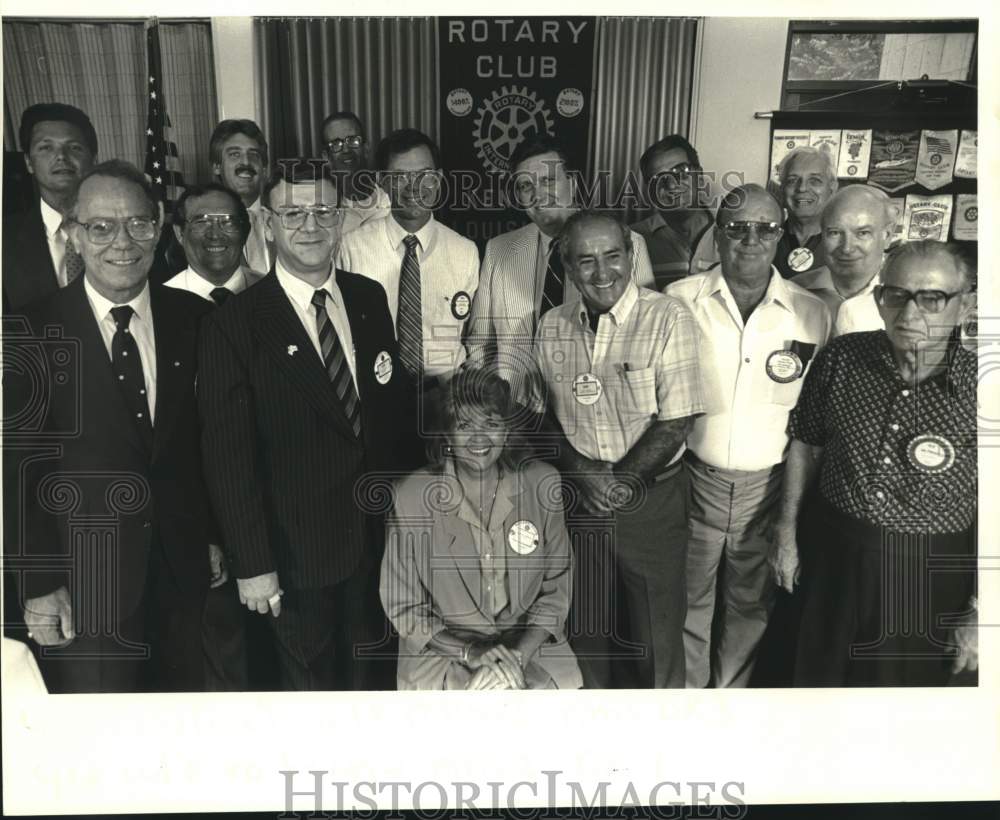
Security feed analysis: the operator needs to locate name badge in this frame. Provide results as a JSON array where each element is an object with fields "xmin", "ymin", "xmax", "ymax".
[
  {"xmin": 907, "ymin": 434, "xmax": 956, "ymax": 474},
  {"xmin": 572, "ymin": 373, "xmax": 603, "ymax": 405},
  {"xmin": 374, "ymin": 351, "xmax": 393, "ymax": 385},
  {"xmin": 788, "ymin": 247, "xmax": 814, "ymax": 272},
  {"xmin": 765, "ymin": 350, "xmax": 803, "ymax": 383},
  {"xmin": 508, "ymin": 520, "xmax": 540, "ymax": 555},
  {"xmin": 451, "ymin": 290, "xmax": 471, "ymax": 320}
]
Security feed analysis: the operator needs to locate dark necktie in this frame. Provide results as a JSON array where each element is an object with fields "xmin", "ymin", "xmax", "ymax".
[
  {"xmin": 110, "ymin": 305, "xmax": 153, "ymax": 452},
  {"xmin": 397, "ymin": 234, "xmax": 423, "ymax": 378},
  {"xmin": 210, "ymin": 287, "xmax": 230, "ymax": 306},
  {"xmin": 62, "ymin": 231, "xmax": 85, "ymax": 285},
  {"xmin": 540, "ymin": 237, "xmax": 564, "ymax": 315},
  {"xmin": 311, "ymin": 289, "xmax": 361, "ymax": 437}
]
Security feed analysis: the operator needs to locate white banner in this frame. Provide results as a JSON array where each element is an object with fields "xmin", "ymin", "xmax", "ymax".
[
  {"xmin": 954, "ymin": 130, "xmax": 977, "ymax": 179},
  {"xmin": 902, "ymin": 194, "xmax": 954, "ymax": 242},
  {"xmin": 770, "ymin": 130, "xmax": 811, "ymax": 184},
  {"xmin": 915, "ymin": 129, "xmax": 958, "ymax": 190},
  {"xmin": 952, "ymin": 194, "xmax": 978, "ymax": 241},
  {"xmin": 837, "ymin": 129, "xmax": 872, "ymax": 180}
]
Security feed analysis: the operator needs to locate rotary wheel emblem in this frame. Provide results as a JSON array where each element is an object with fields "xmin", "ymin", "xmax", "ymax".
[{"xmin": 473, "ymin": 85, "xmax": 555, "ymax": 173}]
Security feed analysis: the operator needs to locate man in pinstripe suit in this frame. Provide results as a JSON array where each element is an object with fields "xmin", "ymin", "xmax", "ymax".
[
  {"xmin": 467, "ymin": 134, "xmax": 655, "ymax": 399},
  {"xmin": 198, "ymin": 162, "xmax": 409, "ymax": 690}
]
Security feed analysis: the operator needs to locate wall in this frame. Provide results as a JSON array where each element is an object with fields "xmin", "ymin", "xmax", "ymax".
[
  {"xmin": 690, "ymin": 17, "xmax": 789, "ymax": 194},
  {"xmin": 211, "ymin": 17, "xmax": 257, "ymax": 122}
]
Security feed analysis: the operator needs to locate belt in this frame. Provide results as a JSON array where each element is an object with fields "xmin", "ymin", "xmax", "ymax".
[{"xmin": 649, "ymin": 460, "xmax": 683, "ymax": 486}]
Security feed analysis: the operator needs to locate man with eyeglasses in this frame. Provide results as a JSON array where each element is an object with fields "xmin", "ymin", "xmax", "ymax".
[
  {"xmin": 791, "ymin": 184, "xmax": 895, "ymax": 337},
  {"xmin": 165, "ymin": 183, "xmax": 266, "ymax": 306},
  {"xmin": 321, "ymin": 110, "xmax": 390, "ymax": 233},
  {"xmin": 210, "ymin": 119, "xmax": 271, "ymax": 274},
  {"xmin": 6, "ymin": 160, "xmax": 217, "ymax": 692},
  {"xmin": 666, "ymin": 184, "xmax": 831, "ymax": 688},
  {"xmin": 337, "ymin": 129, "xmax": 479, "ymax": 418},
  {"xmin": 467, "ymin": 134, "xmax": 654, "ymax": 399},
  {"xmin": 631, "ymin": 135, "xmax": 713, "ymax": 290},
  {"xmin": 774, "ymin": 240, "xmax": 978, "ymax": 687},
  {"xmin": 3, "ymin": 103, "xmax": 97, "ymax": 312},
  {"xmin": 198, "ymin": 162, "xmax": 409, "ymax": 690}
]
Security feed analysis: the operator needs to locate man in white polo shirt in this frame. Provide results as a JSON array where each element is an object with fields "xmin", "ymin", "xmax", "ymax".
[
  {"xmin": 667, "ymin": 184, "xmax": 831, "ymax": 688},
  {"xmin": 792, "ymin": 184, "xmax": 894, "ymax": 337}
]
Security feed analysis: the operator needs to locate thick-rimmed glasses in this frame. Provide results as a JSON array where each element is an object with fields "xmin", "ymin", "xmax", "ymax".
[
  {"xmin": 185, "ymin": 213, "xmax": 243, "ymax": 235},
  {"xmin": 719, "ymin": 220, "xmax": 783, "ymax": 242},
  {"xmin": 70, "ymin": 216, "xmax": 157, "ymax": 244},
  {"xmin": 874, "ymin": 285, "xmax": 966, "ymax": 314},
  {"xmin": 271, "ymin": 205, "xmax": 342, "ymax": 230},
  {"xmin": 326, "ymin": 136, "xmax": 364, "ymax": 154}
]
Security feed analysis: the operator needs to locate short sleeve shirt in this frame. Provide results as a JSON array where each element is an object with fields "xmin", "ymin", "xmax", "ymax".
[{"xmin": 788, "ymin": 330, "xmax": 977, "ymax": 533}]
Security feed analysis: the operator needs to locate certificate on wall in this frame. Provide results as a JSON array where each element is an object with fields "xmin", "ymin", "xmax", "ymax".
[{"xmin": 902, "ymin": 194, "xmax": 954, "ymax": 242}]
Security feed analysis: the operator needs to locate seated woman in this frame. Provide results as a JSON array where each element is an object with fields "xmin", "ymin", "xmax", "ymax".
[{"xmin": 380, "ymin": 369, "xmax": 582, "ymax": 690}]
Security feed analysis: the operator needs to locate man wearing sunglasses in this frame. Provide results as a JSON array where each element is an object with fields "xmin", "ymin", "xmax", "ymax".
[
  {"xmin": 8, "ymin": 160, "xmax": 217, "ymax": 692},
  {"xmin": 321, "ymin": 110, "xmax": 390, "ymax": 232},
  {"xmin": 775, "ymin": 240, "xmax": 978, "ymax": 687},
  {"xmin": 667, "ymin": 184, "xmax": 831, "ymax": 689},
  {"xmin": 198, "ymin": 162, "xmax": 409, "ymax": 690},
  {"xmin": 792, "ymin": 184, "xmax": 895, "ymax": 337},
  {"xmin": 631, "ymin": 135, "xmax": 713, "ymax": 289}
]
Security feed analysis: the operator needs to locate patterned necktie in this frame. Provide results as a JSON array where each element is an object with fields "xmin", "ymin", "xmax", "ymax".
[
  {"xmin": 110, "ymin": 305, "xmax": 153, "ymax": 452},
  {"xmin": 311, "ymin": 289, "xmax": 361, "ymax": 437},
  {"xmin": 397, "ymin": 234, "xmax": 423, "ymax": 378},
  {"xmin": 540, "ymin": 237, "xmax": 564, "ymax": 315},
  {"xmin": 210, "ymin": 287, "xmax": 230, "ymax": 306},
  {"xmin": 60, "ymin": 227, "xmax": 85, "ymax": 286},
  {"xmin": 243, "ymin": 210, "xmax": 269, "ymax": 272}
]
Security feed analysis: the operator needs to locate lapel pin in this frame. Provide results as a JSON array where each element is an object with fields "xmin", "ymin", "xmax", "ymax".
[
  {"xmin": 173, "ymin": 360, "xmax": 180, "ymax": 367},
  {"xmin": 287, "ymin": 345, "xmax": 298, "ymax": 356}
]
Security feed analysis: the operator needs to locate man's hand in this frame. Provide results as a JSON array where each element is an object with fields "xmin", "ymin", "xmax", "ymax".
[
  {"xmin": 769, "ymin": 523, "xmax": 800, "ymax": 594},
  {"xmin": 467, "ymin": 643, "xmax": 526, "ymax": 689},
  {"xmin": 24, "ymin": 586, "xmax": 74, "ymax": 646},
  {"xmin": 952, "ymin": 615, "xmax": 978, "ymax": 674},
  {"xmin": 574, "ymin": 462, "xmax": 616, "ymax": 515},
  {"xmin": 466, "ymin": 665, "xmax": 512, "ymax": 690},
  {"xmin": 237, "ymin": 572, "xmax": 282, "ymax": 617},
  {"xmin": 208, "ymin": 543, "xmax": 229, "ymax": 589}
]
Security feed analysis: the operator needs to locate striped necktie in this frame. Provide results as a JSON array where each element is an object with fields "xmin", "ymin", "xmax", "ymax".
[
  {"xmin": 540, "ymin": 237, "xmax": 564, "ymax": 315},
  {"xmin": 397, "ymin": 234, "xmax": 423, "ymax": 378},
  {"xmin": 311, "ymin": 289, "xmax": 361, "ymax": 437}
]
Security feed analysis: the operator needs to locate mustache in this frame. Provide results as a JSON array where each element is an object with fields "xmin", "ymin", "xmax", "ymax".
[{"xmin": 235, "ymin": 165, "xmax": 258, "ymax": 176}]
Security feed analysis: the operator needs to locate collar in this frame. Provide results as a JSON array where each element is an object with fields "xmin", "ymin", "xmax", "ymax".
[
  {"xmin": 385, "ymin": 213, "xmax": 436, "ymax": 254},
  {"xmin": 39, "ymin": 197, "xmax": 65, "ymax": 239},
  {"xmin": 700, "ymin": 266, "xmax": 795, "ymax": 313},
  {"xmin": 275, "ymin": 258, "xmax": 339, "ymax": 314},
  {"xmin": 873, "ymin": 328, "xmax": 971, "ymax": 389},
  {"xmin": 178, "ymin": 266, "xmax": 249, "ymax": 300},
  {"xmin": 442, "ymin": 459, "xmax": 515, "ymax": 530},
  {"xmin": 246, "ymin": 197, "xmax": 264, "ymax": 216},
  {"xmin": 573, "ymin": 279, "xmax": 640, "ymax": 329},
  {"xmin": 84, "ymin": 276, "xmax": 152, "ymax": 323}
]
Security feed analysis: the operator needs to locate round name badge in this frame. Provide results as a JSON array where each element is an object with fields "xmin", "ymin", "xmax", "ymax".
[
  {"xmin": 451, "ymin": 290, "xmax": 471, "ymax": 320},
  {"xmin": 906, "ymin": 434, "xmax": 956, "ymax": 474},
  {"xmin": 788, "ymin": 247, "xmax": 814, "ymax": 272},
  {"xmin": 374, "ymin": 351, "xmax": 393, "ymax": 385},
  {"xmin": 572, "ymin": 373, "xmax": 603, "ymax": 406},
  {"xmin": 765, "ymin": 349, "xmax": 803, "ymax": 383},
  {"xmin": 507, "ymin": 519, "xmax": 540, "ymax": 555}
]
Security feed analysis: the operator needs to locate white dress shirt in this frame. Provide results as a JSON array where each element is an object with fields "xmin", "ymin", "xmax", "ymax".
[
  {"xmin": 337, "ymin": 215, "xmax": 479, "ymax": 377},
  {"xmin": 342, "ymin": 186, "xmax": 391, "ymax": 233},
  {"xmin": 791, "ymin": 266, "xmax": 884, "ymax": 337},
  {"xmin": 666, "ymin": 266, "xmax": 831, "ymax": 471},
  {"xmin": 274, "ymin": 260, "xmax": 358, "ymax": 388},
  {"xmin": 163, "ymin": 265, "xmax": 259, "ymax": 302},
  {"xmin": 244, "ymin": 198, "xmax": 272, "ymax": 273},
  {"xmin": 83, "ymin": 277, "xmax": 158, "ymax": 421},
  {"xmin": 39, "ymin": 198, "xmax": 70, "ymax": 286}
]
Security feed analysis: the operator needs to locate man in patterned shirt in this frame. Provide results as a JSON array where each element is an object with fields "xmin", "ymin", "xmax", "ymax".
[
  {"xmin": 533, "ymin": 210, "xmax": 704, "ymax": 688},
  {"xmin": 773, "ymin": 240, "xmax": 978, "ymax": 686}
]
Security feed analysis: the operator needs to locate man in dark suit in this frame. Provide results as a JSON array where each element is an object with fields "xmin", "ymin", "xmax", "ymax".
[
  {"xmin": 2, "ymin": 103, "xmax": 97, "ymax": 312},
  {"xmin": 198, "ymin": 161, "xmax": 410, "ymax": 690},
  {"xmin": 5, "ymin": 159, "xmax": 216, "ymax": 693}
]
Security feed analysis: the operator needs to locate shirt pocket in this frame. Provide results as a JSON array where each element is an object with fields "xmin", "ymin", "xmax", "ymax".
[{"xmin": 620, "ymin": 365, "xmax": 659, "ymax": 418}]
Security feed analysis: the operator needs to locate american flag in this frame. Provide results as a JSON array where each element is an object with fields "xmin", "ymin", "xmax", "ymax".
[{"xmin": 144, "ymin": 19, "xmax": 184, "ymax": 213}]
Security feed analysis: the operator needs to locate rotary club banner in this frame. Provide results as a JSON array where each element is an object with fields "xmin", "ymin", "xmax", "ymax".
[
  {"xmin": 438, "ymin": 17, "xmax": 597, "ymax": 246},
  {"xmin": 902, "ymin": 194, "xmax": 954, "ymax": 242},
  {"xmin": 868, "ymin": 130, "xmax": 920, "ymax": 192},
  {"xmin": 809, "ymin": 130, "xmax": 842, "ymax": 166},
  {"xmin": 955, "ymin": 130, "xmax": 977, "ymax": 179},
  {"xmin": 837, "ymin": 130, "xmax": 872, "ymax": 180},
  {"xmin": 769, "ymin": 130, "xmax": 811, "ymax": 184},
  {"xmin": 915, "ymin": 129, "xmax": 958, "ymax": 190},
  {"xmin": 889, "ymin": 197, "xmax": 906, "ymax": 245},
  {"xmin": 953, "ymin": 194, "xmax": 977, "ymax": 241}
]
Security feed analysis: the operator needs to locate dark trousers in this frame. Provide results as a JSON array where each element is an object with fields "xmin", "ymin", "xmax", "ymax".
[{"xmin": 201, "ymin": 578, "xmax": 249, "ymax": 691}]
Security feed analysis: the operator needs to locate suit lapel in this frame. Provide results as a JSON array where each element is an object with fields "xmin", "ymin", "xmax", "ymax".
[{"xmin": 252, "ymin": 273, "xmax": 356, "ymax": 439}]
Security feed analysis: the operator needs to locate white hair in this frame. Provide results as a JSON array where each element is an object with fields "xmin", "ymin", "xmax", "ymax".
[
  {"xmin": 777, "ymin": 146, "xmax": 837, "ymax": 185},
  {"xmin": 822, "ymin": 184, "xmax": 897, "ymax": 228}
]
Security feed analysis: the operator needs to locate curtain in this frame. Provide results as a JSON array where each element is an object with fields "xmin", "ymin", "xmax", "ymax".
[
  {"xmin": 2, "ymin": 19, "xmax": 217, "ymax": 184},
  {"xmin": 588, "ymin": 17, "xmax": 700, "ymax": 222},
  {"xmin": 255, "ymin": 17, "xmax": 437, "ymax": 161}
]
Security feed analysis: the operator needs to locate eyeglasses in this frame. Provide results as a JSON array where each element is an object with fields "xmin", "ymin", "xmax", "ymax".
[
  {"xmin": 271, "ymin": 205, "xmax": 342, "ymax": 230},
  {"xmin": 653, "ymin": 165, "xmax": 699, "ymax": 186},
  {"xmin": 325, "ymin": 136, "xmax": 364, "ymax": 154},
  {"xmin": 70, "ymin": 216, "xmax": 158, "ymax": 245},
  {"xmin": 874, "ymin": 285, "xmax": 965, "ymax": 314},
  {"xmin": 720, "ymin": 220, "xmax": 783, "ymax": 242},
  {"xmin": 185, "ymin": 213, "xmax": 243, "ymax": 235}
]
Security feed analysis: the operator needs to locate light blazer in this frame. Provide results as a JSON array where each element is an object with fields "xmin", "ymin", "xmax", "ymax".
[
  {"xmin": 2, "ymin": 201, "xmax": 59, "ymax": 312},
  {"xmin": 198, "ymin": 269, "xmax": 414, "ymax": 590},
  {"xmin": 380, "ymin": 459, "xmax": 583, "ymax": 690},
  {"xmin": 466, "ymin": 221, "xmax": 655, "ymax": 391}
]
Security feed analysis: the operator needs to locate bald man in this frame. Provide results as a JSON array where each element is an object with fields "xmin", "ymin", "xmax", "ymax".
[{"xmin": 793, "ymin": 185, "xmax": 894, "ymax": 337}]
